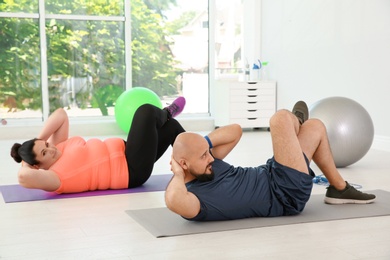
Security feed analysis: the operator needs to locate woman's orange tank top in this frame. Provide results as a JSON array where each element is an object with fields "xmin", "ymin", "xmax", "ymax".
[{"xmin": 51, "ymin": 136, "xmax": 128, "ymax": 194}]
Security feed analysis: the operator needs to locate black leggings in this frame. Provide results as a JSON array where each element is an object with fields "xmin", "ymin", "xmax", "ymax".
[{"xmin": 125, "ymin": 104, "xmax": 185, "ymax": 188}]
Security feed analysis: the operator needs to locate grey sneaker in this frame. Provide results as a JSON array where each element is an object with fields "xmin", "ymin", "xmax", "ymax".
[
  {"xmin": 324, "ymin": 182, "xmax": 376, "ymax": 204},
  {"xmin": 292, "ymin": 101, "xmax": 309, "ymax": 125}
]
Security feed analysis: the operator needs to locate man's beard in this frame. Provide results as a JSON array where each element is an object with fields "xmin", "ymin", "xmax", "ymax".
[{"xmin": 191, "ymin": 168, "xmax": 215, "ymax": 182}]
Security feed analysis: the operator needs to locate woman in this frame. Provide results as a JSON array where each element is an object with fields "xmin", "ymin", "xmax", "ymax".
[{"xmin": 10, "ymin": 97, "xmax": 186, "ymax": 193}]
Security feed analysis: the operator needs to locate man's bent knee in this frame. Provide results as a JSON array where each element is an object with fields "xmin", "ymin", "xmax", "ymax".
[
  {"xmin": 270, "ymin": 109, "xmax": 294, "ymax": 129},
  {"xmin": 304, "ymin": 118, "xmax": 327, "ymax": 135}
]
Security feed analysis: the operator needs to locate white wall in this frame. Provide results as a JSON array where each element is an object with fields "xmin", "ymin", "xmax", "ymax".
[{"xmin": 261, "ymin": 0, "xmax": 390, "ymax": 151}]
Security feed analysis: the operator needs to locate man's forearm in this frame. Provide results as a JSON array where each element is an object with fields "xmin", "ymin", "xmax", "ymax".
[
  {"xmin": 207, "ymin": 124, "xmax": 242, "ymax": 147},
  {"xmin": 165, "ymin": 174, "xmax": 191, "ymax": 215},
  {"xmin": 206, "ymin": 124, "xmax": 242, "ymax": 159}
]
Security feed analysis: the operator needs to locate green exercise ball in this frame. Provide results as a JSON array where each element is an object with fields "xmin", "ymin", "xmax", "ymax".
[{"xmin": 115, "ymin": 87, "xmax": 162, "ymax": 133}]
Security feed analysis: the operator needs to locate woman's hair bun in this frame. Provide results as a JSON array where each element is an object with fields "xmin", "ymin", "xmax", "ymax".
[{"xmin": 10, "ymin": 143, "xmax": 23, "ymax": 163}]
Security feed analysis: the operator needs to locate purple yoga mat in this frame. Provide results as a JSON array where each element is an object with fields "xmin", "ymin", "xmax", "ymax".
[{"xmin": 0, "ymin": 174, "xmax": 172, "ymax": 203}]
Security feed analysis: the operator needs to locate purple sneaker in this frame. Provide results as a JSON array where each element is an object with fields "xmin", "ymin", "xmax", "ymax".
[{"xmin": 165, "ymin": 96, "xmax": 186, "ymax": 118}]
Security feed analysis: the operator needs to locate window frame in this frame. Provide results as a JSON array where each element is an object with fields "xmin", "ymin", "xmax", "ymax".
[{"xmin": 0, "ymin": 0, "xmax": 261, "ymax": 123}]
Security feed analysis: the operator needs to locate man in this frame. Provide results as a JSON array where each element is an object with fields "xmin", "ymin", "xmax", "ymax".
[{"xmin": 165, "ymin": 101, "xmax": 376, "ymax": 221}]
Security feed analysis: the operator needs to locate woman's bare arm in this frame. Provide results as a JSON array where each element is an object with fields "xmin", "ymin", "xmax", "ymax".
[
  {"xmin": 37, "ymin": 108, "xmax": 69, "ymax": 145},
  {"xmin": 18, "ymin": 163, "xmax": 61, "ymax": 192}
]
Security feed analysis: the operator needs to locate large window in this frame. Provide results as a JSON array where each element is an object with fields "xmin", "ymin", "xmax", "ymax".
[
  {"xmin": 46, "ymin": 18, "xmax": 126, "ymax": 116},
  {"xmin": 165, "ymin": 0, "xmax": 209, "ymax": 113},
  {"xmin": 0, "ymin": 16, "xmax": 41, "ymax": 118},
  {"xmin": 0, "ymin": 0, "xmax": 127, "ymax": 119},
  {"xmin": 214, "ymin": 0, "xmax": 243, "ymax": 79},
  {"xmin": 0, "ymin": 0, "xmax": 210, "ymax": 120}
]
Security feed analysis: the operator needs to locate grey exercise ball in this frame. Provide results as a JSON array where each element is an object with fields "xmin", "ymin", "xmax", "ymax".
[{"xmin": 310, "ymin": 97, "xmax": 374, "ymax": 168}]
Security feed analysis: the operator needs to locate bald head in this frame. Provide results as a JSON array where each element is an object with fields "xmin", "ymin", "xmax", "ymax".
[
  {"xmin": 172, "ymin": 132, "xmax": 208, "ymax": 162},
  {"xmin": 172, "ymin": 132, "xmax": 215, "ymax": 182}
]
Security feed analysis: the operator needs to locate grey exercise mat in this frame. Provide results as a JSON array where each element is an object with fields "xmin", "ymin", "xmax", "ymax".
[{"xmin": 126, "ymin": 189, "xmax": 390, "ymax": 237}]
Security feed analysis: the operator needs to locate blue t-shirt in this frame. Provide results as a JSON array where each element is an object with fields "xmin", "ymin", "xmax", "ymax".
[{"xmin": 185, "ymin": 158, "xmax": 314, "ymax": 221}]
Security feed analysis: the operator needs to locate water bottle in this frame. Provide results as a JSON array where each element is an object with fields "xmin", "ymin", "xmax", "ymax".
[{"xmin": 261, "ymin": 62, "xmax": 268, "ymax": 80}]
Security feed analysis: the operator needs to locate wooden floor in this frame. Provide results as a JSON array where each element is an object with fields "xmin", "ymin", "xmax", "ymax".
[{"xmin": 1, "ymin": 131, "xmax": 390, "ymax": 259}]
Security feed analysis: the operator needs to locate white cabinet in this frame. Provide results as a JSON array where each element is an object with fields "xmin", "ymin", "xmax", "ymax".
[{"xmin": 213, "ymin": 80, "xmax": 276, "ymax": 129}]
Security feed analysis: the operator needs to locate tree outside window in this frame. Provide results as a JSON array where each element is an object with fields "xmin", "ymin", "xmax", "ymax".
[{"xmin": 0, "ymin": 0, "xmax": 209, "ymax": 119}]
